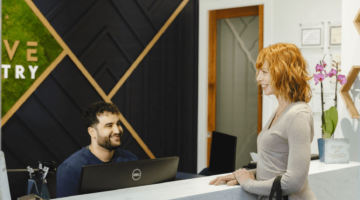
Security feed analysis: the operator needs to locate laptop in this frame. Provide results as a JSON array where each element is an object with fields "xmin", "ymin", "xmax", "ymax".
[
  {"xmin": 209, "ymin": 131, "xmax": 237, "ymax": 174},
  {"xmin": 79, "ymin": 156, "xmax": 179, "ymax": 194}
]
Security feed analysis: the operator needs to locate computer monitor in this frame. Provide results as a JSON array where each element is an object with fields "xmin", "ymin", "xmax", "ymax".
[
  {"xmin": 79, "ymin": 156, "xmax": 179, "ymax": 194},
  {"xmin": 209, "ymin": 131, "xmax": 237, "ymax": 173}
]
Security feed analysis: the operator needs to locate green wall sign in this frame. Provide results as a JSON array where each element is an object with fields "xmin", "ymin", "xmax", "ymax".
[{"xmin": 2, "ymin": 0, "xmax": 63, "ymax": 117}]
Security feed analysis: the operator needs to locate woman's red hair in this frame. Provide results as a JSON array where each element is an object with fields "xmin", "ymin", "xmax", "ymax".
[{"xmin": 256, "ymin": 43, "xmax": 312, "ymax": 103}]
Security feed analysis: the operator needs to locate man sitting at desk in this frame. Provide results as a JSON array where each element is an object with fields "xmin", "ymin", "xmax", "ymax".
[{"xmin": 57, "ymin": 101, "xmax": 138, "ymax": 198}]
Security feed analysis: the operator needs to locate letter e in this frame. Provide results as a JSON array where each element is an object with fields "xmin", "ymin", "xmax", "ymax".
[{"xmin": 27, "ymin": 42, "xmax": 38, "ymax": 62}]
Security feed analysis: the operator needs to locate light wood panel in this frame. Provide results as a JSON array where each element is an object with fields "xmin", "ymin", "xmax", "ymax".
[
  {"xmin": 207, "ymin": 10, "xmax": 217, "ymax": 167},
  {"xmin": 354, "ymin": 8, "xmax": 360, "ymax": 35},
  {"xmin": 215, "ymin": 6, "xmax": 259, "ymax": 19},
  {"xmin": 207, "ymin": 10, "xmax": 217, "ymax": 133},
  {"xmin": 340, "ymin": 65, "xmax": 360, "ymax": 119}
]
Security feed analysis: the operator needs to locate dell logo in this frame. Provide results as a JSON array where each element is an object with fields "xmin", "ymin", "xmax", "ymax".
[{"xmin": 132, "ymin": 169, "xmax": 141, "ymax": 181}]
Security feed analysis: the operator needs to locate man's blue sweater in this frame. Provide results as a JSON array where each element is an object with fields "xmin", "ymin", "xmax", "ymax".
[{"xmin": 56, "ymin": 147, "xmax": 138, "ymax": 198}]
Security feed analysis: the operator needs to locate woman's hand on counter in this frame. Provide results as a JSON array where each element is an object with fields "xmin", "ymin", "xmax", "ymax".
[
  {"xmin": 233, "ymin": 168, "xmax": 255, "ymax": 185},
  {"xmin": 209, "ymin": 174, "xmax": 238, "ymax": 186}
]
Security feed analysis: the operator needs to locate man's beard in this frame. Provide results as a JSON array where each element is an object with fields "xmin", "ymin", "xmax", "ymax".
[{"xmin": 97, "ymin": 132, "xmax": 121, "ymax": 151}]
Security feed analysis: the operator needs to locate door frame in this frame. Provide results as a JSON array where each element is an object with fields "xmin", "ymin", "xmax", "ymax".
[{"xmin": 207, "ymin": 5, "xmax": 264, "ymax": 166}]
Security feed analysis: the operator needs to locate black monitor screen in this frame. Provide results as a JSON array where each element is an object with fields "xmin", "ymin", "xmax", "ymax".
[
  {"xmin": 79, "ymin": 156, "xmax": 179, "ymax": 194},
  {"xmin": 209, "ymin": 131, "xmax": 237, "ymax": 173}
]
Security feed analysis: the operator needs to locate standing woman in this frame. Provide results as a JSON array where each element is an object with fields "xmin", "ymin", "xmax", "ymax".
[{"xmin": 210, "ymin": 43, "xmax": 316, "ymax": 200}]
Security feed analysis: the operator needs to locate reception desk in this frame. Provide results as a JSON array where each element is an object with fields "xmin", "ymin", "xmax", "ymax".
[{"xmin": 58, "ymin": 161, "xmax": 360, "ymax": 200}]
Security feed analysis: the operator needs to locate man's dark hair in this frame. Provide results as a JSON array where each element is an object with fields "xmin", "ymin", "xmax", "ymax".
[{"xmin": 82, "ymin": 101, "xmax": 120, "ymax": 128}]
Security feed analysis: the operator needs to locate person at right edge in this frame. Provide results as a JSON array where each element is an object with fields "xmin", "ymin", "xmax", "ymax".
[{"xmin": 210, "ymin": 43, "xmax": 316, "ymax": 200}]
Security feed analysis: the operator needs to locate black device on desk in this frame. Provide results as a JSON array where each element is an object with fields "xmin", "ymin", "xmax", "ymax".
[
  {"xmin": 79, "ymin": 156, "xmax": 179, "ymax": 194},
  {"xmin": 209, "ymin": 131, "xmax": 237, "ymax": 173}
]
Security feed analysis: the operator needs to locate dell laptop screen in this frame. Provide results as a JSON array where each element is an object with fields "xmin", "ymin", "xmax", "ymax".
[{"xmin": 79, "ymin": 156, "xmax": 179, "ymax": 194}]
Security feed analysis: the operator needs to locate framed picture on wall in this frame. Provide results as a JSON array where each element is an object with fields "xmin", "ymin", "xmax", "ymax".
[
  {"xmin": 301, "ymin": 28, "xmax": 322, "ymax": 46},
  {"xmin": 329, "ymin": 25, "xmax": 341, "ymax": 46},
  {"xmin": 298, "ymin": 22, "xmax": 324, "ymax": 48}
]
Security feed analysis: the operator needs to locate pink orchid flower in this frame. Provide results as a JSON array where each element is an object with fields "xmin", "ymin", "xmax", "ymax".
[
  {"xmin": 314, "ymin": 73, "xmax": 325, "ymax": 85},
  {"xmin": 323, "ymin": 61, "xmax": 327, "ymax": 67},
  {"xmin": 327, "ymin": 69, "xmax": 337, "ymax": 77},
  {"xmin": 315, "ymin": 64, "xmax": 324, "ymax": 72},
  {"xmin": 337, "ymin": 75, "xmax": 347, "ymax": 85}
]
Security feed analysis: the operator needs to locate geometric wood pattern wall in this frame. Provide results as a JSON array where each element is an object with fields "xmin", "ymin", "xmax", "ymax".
[
  {"xmin": 4, "ymin": 1, "xmax": 198, "ymax": 198},
  {"xmin": 340, "ymin": 9, "xmax": 360, "ymax": 118},
  {"xmin": 340, "ymin": 65, "xmax": 360, "ymax": 119},
  {"xmin": 353, "ymin": 8, "xmax": 360, "ymax": 35}
]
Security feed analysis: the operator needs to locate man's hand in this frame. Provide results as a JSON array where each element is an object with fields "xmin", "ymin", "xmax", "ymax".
[
  {"xmin": 233, "ymin": 168, "xmax": 255, "ymax": 185},
  {"xmin": 209, "ymin": 173, "xmax": 238, "ymax": 186}
]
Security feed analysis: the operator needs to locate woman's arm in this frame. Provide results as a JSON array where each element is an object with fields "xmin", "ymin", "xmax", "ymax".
[
  {"xmin": 248, "ymin": 168, "xmax": 256, "ymax": 175},
  {"xmin": 209, "ymin": 168, "xmax": 256, "ymax": 186},
  {"xmin": 240, "ymin": 112, "xmax": 312, "ymax": 196}
]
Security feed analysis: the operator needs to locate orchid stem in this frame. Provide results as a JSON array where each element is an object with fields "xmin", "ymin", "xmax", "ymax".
[
  {"xmin": 321, "ymin": 81, "xmax": 325, "ymax": 139},
  {"xmin": 334, "ymin": 63, "xmax": 338, "ymax": 109},
  {"xmin": 320, "ymin": 59, "xmax": 326, "ymax": 139},
  {"xmin": 333, "ymin": 62, "xmax": 339, "ymax": 139}
]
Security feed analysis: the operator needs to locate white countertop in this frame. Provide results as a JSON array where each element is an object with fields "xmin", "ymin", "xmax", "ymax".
[
  {"xmin": 308, "ymin": 160, "xmax": 360, "ymax": 174},
  {"xmin": 57, "ymin": 160, "xmax": 360, "ymax": 200},
  {"xmin": 307, "ymin": 161, "xmax": 360, "ymax": 200},
  {"xmin": 57, "ymin": 174, "xmax": 257, "ymax": 200}
]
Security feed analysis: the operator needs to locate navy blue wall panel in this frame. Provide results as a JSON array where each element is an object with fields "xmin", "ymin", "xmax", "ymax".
[{"xmin": 4, "ymin": 0, "xmax": 198, "ymax": 198}]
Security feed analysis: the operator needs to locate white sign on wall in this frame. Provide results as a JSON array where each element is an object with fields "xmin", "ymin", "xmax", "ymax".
[
  {"xmin": 329, "ymin": 26, "xmax": 341, "ymax": 45},
  {"xmin": 301, "ymin": 28, "xmax": 322, "ymax": 46},
  {"xmin": 298, "ymin": 22, "xmax": 324, "ymax": 48},
  {"xmin": 324, "ymin": 139, "xmax": 350, "ymax": 164}
]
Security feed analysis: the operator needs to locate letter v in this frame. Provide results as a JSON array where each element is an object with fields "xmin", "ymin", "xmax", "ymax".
[{"xmin": 3, "ymin": 40, "xmax": 20, "ymax": 61}]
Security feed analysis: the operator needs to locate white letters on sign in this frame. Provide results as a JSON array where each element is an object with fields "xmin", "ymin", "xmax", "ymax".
[
  {"xmin": 1, "ymin": 64, "xmax": 38, "ymax": 79},
  {"xmin": 1, "ymin": 65, "xmax": 10, "ymax": 79},
  {"xmin": 15, "ymin": 65, "xmax": 25, "ymax": 79}
]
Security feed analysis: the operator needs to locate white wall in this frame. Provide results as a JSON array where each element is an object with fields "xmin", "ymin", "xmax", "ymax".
[
  {"xmin": 340, "ymin": 0, "xmax": 360, "ymax": 162},
  {"xmin": 270, "ymin": 0, "xmax": 342, "ymax": 155}
]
